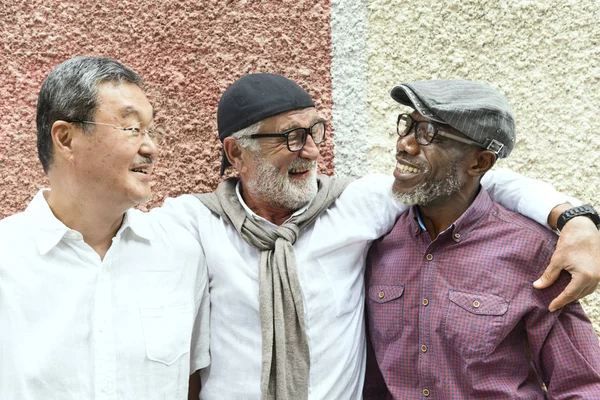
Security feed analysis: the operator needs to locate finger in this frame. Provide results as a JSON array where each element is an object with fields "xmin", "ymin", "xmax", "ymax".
[
  {"xmin": 583, "ymin": 286, "xmax": 598, "ymax": 298},
  {"xmin": 565, "ymin": 272, "xmax": 598, "ymax": 300},
  {"xmin": 533, "ymin": 259, "xmax": 563, "ymax": 289},
  {"xmin": 576, "ymin": 286, "xmax": 597, "ymax": 302},
  {"xmin": 548, "ymin": 282, "xmax": 580, "ymax": 312}
]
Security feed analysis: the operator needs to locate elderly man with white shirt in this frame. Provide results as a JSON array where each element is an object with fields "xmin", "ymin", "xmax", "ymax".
[
  {"xmin": 0, "ymin": 56, "xmax": 209, "ymax": 399},
  {"xmin": 158, "ymin": 73, "xmax": 600, "ymax": 400}
]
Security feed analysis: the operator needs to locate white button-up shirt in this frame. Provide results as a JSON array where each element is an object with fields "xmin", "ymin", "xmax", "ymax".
[
  {"xmin": 0, "ymin": 190, "xmax": 210, "ymax": 400},
  {"xmin": 158, "ymin": 170, "xmax": 568, "ymax": 400}
]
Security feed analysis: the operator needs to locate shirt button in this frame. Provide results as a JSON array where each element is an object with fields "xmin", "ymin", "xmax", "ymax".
[
  {"xmin": 422, "ymin": 299, "xmax": 429, "ymax": 306},
  {"xmin": 421, "ymin": 344, "xmax": 428, "ymax": 352},
  {"xmin": 414, "ymin": 227, "xmax": 420, "ymax": 234},
  {"xmin": 454, "ymin": 233, "xmax": 461, "ymax": 239},
  {"xmin": 423, "ymin": 388, "xmax": 431, "ymax": 397},
  {"xmin": 101, "ymin": 386, "xmax": 108, "ymax": 393},
  {"xmin": 378, "ymin": 291, "xmax": 385, "ymax": 299},
  {"xmin": 426, "ymin": 254, "xmax": 434, "ymax": 261},
  {"xmin": 473, "ymin": 300, "xmax": 481, "ymax": 308}
]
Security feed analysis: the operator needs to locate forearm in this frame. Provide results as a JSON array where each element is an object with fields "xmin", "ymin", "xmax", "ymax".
[{"xmin": 482, "ymin": 168, "xmax": 574, "ymax": 228}]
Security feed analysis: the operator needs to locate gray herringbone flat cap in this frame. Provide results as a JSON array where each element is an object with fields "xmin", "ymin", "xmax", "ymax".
[{"xmin": 391, "ymin": 80, "xmax": 515, "ymax": 158}]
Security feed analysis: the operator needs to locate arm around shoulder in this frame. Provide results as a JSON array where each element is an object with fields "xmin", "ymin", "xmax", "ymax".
[
  {"xmin": 481, "ymin": 168, "xmax": 574, "ymax": 228},
  {"xmin": 482, "ymin": 169, "xmax": 600, "ymax": 309}
]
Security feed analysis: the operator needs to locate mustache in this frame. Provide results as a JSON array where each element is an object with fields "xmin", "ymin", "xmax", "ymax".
[
  {"xmin": 135, "ymin": 156, "xmax": 154, "ymax": 165},
  {"xmin": 395, "ymin": 150, "xmax": 426, "ymax": 169},
  {"xmin": 288, "ymin": 158, "xmax": 317, "ymax": 170}
]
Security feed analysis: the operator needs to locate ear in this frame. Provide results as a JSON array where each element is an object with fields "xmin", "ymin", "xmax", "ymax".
[
  {"xmin": 467, "ymin": 149, "xmax": 497, "ymax": 177},
  {"xmin": 50, "ymin": 120, "xmax": 76, "ymax": 164},
  {"xmin": 223, "ymin": 137, "xmax": 249, "ymax": 174}
]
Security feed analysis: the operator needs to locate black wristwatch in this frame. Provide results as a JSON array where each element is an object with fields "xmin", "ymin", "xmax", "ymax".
[{"xmin": 556, "ymin": 204, "xmax": 600, "ymax": 232}]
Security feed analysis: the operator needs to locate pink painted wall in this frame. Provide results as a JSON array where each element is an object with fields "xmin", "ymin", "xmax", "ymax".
[{"xmin": 0, "ymin": 0, "xmax": 334, "ymax": 219}]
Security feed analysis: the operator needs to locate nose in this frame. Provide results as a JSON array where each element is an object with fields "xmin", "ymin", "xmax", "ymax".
[
  {"xmin": 298, "ymin": 133, "xmax": 320, "ymax": 161},
  {"xmin": 139, "ymin": 134, "xmax": 159, "ymax": 158},
  {"xmin": 397, "ymin": 133, "xmax": 421, "ymax": 156}
]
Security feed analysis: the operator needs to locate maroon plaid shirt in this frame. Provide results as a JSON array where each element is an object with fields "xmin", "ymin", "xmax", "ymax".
[{"xmin": 365, "ymin": 189, "xmax": 600, "ymax": 399}]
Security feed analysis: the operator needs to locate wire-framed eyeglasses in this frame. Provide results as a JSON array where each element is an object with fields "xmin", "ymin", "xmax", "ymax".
[
  {"xmin": 397, "ymin": 113, "xmax": 484, "ymax": 148},
  {"xmin": 67, "ymin": 120, "xmax": 165, "ymax": 145},
  {"xmin": 250, "ymin": 120, "xmax": 327, "ymax": 152}
]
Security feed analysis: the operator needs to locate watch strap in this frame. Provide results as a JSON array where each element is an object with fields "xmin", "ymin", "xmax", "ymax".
[{"xmin": 556, "ymin": 204, "xmax": 600, "ymax": 232}]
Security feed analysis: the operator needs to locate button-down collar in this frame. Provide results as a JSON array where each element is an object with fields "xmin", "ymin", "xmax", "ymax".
[
  {"xmin": 407, "ymin": 187, "xmax": 494, "ymax": 242},
  {"xmin": 449, "ymin": 188, "xmax": 493, "ymax": 240}
]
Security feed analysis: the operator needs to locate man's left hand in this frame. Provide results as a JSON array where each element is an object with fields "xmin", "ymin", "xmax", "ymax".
[{"xmin": 534, "ymin": 216, "xmax": 600, "ymax": 311}]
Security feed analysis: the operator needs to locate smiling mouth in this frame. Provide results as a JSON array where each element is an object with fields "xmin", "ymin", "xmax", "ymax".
[
  {"xmin": 131, "ymin": 167, "xmax": 151, "ymax": 175},
  {"xmin": 289, "ymin": 167, "xmax": 310, "ymax": 175},
  {"xmin": 396, "ymin": 162, "xmax": 421, "ymax": 174}
]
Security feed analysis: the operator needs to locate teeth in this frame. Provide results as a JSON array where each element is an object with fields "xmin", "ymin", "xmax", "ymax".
[
  {"xmin": 132, "ymin": 168, "xmax": 147, "ymax": 174},
  {"xmin": 396, "ymin": 163, "xmax": 419, "ymax": 174},
  {"xmin": 289, "ymin": 168, "xmax": 308, "ymax": 174}
]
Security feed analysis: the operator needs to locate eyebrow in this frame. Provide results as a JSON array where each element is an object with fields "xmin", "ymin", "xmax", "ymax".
[
  {"xmin": 278, "ymin": 118, "xmax": 323, "ymax": 132},
  {"xmin": 119, "ymin": 106, "xmax": 156, "ymax": 121}
]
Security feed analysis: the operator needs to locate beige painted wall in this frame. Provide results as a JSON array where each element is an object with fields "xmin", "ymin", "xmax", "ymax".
[
  {"xmin": 363, "ymin": 0, "xmax": 599, "ymax": 204},
  {"xmin": 358, "ymin": 0, "xmax": 600, "ymax": 328}
]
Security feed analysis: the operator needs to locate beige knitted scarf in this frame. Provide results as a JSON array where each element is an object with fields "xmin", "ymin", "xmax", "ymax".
[{"xmin": 195, "ymin": 174, "xmax": 349, "ymax": 400}]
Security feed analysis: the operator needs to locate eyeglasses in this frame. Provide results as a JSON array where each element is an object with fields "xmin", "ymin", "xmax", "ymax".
[
  {"xmin": 249, "ymin": 120, "xmax": 327, "ymax": 152},
  {"xmin": 397, "ymin": 114, "xmax": 483, "ymax": 148},
  {"xmin": 67, "ymin": 120, "xmax": 165, "ymax": 145}
]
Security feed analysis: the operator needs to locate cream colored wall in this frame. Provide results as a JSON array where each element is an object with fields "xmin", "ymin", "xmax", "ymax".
[{"xmin": 332, "ymin": 0, "xmax": 600, "ymax": 330}]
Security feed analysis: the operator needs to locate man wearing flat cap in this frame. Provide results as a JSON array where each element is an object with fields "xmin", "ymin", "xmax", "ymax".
[
  {"xmin": 364, "ymin": 80, "xmax": 600, "ymax": 399},
  {"xmin": 157, "ymin": 74, "xmax": 600, "ymax": 399}
]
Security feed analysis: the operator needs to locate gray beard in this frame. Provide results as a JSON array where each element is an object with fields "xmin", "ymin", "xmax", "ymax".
[
  {"xmin": 245, "ymin": 154, "xmax": 318, "ymax": 211},
  {"xmin": 392, "ymin": 161, "xmax": 462, "ymax": 206}
]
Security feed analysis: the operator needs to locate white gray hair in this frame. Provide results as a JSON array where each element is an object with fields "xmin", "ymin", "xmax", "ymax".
[{"xmin": 231, "ymin": 120, "xmax": 261, "ymax": 152}]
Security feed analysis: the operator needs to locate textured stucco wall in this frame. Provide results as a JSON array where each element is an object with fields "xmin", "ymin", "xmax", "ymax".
[
  {"xmin": 0, "ymin": 0, "xmax": 333, "ymax": 219},
  {"xmin": 2, "ymin": 0, "xmax": 600, "ymax": 333},
  {"xmin": 330, "ymin": 0, "xmax": 370, "ymax": 178},
  {"xmin": 331, "ymin": 0, "xmax": 600, "ymax": 331}
]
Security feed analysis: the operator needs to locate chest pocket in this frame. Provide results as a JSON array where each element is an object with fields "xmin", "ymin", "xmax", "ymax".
[
  {"xmin": 317, "ymin": 254, "xmax": 364, "ymax": 317},
  {"xmin": 139, "ymin": 302, "xmax": 194, "ymax": 365},
  {"xmin": 443, "ymin": 290, "xmax": 508, "ymax": 358},
  {"xmin": 367, "ymin": 284, "xmax": 404, "ymax": 343}
]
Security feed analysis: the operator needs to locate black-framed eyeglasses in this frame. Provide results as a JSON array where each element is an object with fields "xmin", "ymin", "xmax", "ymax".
[
  {"xmin": 397, "ymin": 113, "xmax": 484, "ymax": 149},
  {"xmin": 249, "ymin": 120, "xmax": 327, "ymax": 152},
  {"xmin": 66, "ymin": 120, "xmax": 165, "ymax": 145}
]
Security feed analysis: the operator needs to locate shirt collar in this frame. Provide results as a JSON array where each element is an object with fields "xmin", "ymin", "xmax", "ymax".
[
  {"xmin": 408, "ymin": 187, "xmax": 493, "ymax": 241},
  {"xmin": 121, "ymin": 208, "xmax": 154, "ymax": 242},
  {"xmin": 235, "ymin": 181, "xmax": 312, "ymax": 228},
  {"xmin": 27, "ymin": 189, "xmax": 154, "ymax": 255},
  {"xmin": 449, "ymin": 187, "xmax": 493, "ymax": 239}
]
